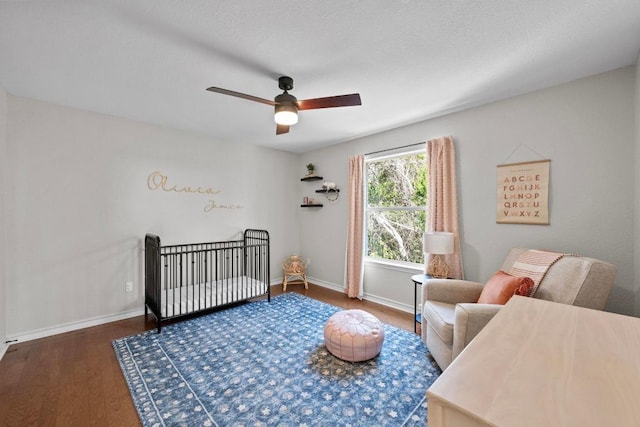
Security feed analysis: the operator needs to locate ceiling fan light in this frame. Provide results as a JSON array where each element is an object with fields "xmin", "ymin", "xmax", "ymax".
[{"xmin": 274, "ymin": 104, "xmax": 298, "ymax": 125}]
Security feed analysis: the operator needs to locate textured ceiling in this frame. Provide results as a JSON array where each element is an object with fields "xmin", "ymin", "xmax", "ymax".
[{"xmin": 1, "ymin": 1, "xmax": 639, "ymax": 153}]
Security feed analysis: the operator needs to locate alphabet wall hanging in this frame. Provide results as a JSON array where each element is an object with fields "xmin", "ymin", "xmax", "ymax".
[{"xmin": 496, "ymin": 160, "xmax": 550, "ymax": 225}]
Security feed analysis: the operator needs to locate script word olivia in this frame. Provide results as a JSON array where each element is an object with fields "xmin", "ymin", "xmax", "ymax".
[{"xmin": 146, "ymin": 171, "xmax": 221, "ymax": 195}]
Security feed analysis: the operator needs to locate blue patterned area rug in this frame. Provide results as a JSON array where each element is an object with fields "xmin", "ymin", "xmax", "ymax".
[{"xmin": 113, "ymin": 292, "xmax": 440, "ymax": 426}]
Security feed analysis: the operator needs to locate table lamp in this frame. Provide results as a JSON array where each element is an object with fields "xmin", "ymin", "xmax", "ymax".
[{"xmin": 423, "ymin": 232, "xmax": 454, "ymax": 278}]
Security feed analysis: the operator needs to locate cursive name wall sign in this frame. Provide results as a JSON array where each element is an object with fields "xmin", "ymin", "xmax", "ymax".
[
  {"xmin": 146, "ymin": 171, "xmax": 243, "ymax": 211},
  {"xmin": 147, "ymin": 171, "xmax": 221, "ymax": 195}
]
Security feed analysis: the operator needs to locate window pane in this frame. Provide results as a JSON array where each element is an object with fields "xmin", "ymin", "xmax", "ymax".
[
  {"xmin": 367, "ymin": 209, "xmax": 426, "ymax": 264},
  {"xmin": 365, "ymin": 149, "xmax": 427, "ymax": 264},
  {"xmin": 367, "ymin": 153, "xmax": 426, "ymax": 208}
]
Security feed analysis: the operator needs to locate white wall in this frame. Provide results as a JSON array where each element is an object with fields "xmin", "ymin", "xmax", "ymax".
[
  {"xmin": 0, "ymin": 86, "xmax": 7, "ymax": 358},
  {"xmin": 2, "ymin": 65, "xmax": 637, "ymax": 347},
  {"xmin": 5, "ymin": 96, "xmax": 300, "ymax": 339},
  {"xmin": 301, "ymin": 66, "xmax": 637, "ymax": 316}
]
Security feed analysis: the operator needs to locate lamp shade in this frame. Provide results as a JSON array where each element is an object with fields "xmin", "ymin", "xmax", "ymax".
[{"xmin": 423, "ymin": 232, "xmax": 454, "ymax": 255}]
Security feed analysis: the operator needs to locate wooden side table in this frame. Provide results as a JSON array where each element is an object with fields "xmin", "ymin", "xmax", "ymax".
[{"xmin": 411, "ymin": 273, "xmax": 431, "ymax": 333}]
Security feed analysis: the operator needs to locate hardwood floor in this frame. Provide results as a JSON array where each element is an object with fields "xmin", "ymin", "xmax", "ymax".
[{"xmin": 0, "ymin": 284, "xmax": 418, "ymax": 427}]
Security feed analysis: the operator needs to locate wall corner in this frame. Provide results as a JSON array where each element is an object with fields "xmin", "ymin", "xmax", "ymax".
[
  {"xmin": 634, "ymin": 51, "xmax": 640, "ymax": 317},
  {"xmin": 0, "ymin": 85, "xmax": 7, "ymax": 358}
]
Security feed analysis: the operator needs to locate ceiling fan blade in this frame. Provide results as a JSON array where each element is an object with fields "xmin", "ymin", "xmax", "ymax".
[
  {"xmin": 276, "ymin": 123, "xmax": 290, "ymax": 135},
  {"xmin": 297, "ymin": 93, "xmax": 361, "ymax": 110},
  {"xmin": 206, "ymin": 87, "xmax": 275, "ymax": 106}
]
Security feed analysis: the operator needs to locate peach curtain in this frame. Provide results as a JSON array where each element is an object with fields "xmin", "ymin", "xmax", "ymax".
[
  {"xmin": 426, "ymin": 136, "xmax": 464, "ymax": 279},
  {"xmin": 345, "ymin": 154, "xmax": 365, "ymax": 298}
]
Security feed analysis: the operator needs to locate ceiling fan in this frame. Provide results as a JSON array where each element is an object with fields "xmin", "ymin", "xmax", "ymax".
[{"xmin": 206, "ymin": 76, "xmax": 361, "ymax": 135}]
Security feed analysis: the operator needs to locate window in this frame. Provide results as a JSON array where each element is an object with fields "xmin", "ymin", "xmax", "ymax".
[{"xmin": 365, "ymin": 148, "xmax": 427, "ymax": 266}]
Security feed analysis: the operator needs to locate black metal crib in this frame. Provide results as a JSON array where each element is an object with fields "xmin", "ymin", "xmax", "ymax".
[{"xmin": 145, "ymin": 229, "xmax": 270, "ymax": 333}]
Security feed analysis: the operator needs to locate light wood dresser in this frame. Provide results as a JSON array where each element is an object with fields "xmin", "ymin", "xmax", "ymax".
[{"xmin": 426, "ymin": 295, "xmax": 640, "ymax": 426}]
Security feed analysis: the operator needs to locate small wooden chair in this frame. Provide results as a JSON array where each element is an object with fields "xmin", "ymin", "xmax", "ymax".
[{"xmin": 282, "ymin": 255, "xmax": 308, "ymax": 291}]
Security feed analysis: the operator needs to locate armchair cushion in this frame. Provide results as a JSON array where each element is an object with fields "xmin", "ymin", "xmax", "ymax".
[
  {"xmin": 477, "ymin": 270, "xmax": 533, "ymax": 305},
  {"xmin": 423, "ymin": 301, "xmax": 456, "ymax": 344},
  {"xmin": 423, "ymin": 301, "xmax": 504, "ymax": 369}
]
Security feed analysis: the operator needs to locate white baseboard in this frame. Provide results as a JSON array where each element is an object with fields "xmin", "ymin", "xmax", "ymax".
[
  {"xmin": 306, "ymin": 276, "xmax": 344, "ymax": 293},
  {"xmin": 6, "ymin": 308, "xmax": 145, "ymax": 345},
  {"xmin": 361, "ymin": 293, "xmax": 413, "ymax": 314},
  {"xmin": 9, "ymin": 281, "xmax": 281, "ymax": 345},
  {"xmin": 4, "ymin": 278, "xmax": 411, "ymax": 351},
  {"xmin": 0, "ymin": 341, "xmax": 8, "ymax": 362},
  {"xmin": 306, "ymin": 276, "xmax": 413, "ymax": 315}
]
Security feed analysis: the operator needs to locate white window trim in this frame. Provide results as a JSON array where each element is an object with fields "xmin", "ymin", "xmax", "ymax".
[
  {"xmin": 364, "ymin": 256, "xmax": 424, "ymax": 274},
  {"xmin": 366, "ymin": 146, "xmax": 425, "ymax": 161}
]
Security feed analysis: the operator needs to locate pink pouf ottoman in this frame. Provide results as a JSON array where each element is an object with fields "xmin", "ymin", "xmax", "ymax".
[{"xmin": 324, "ymin": 309, "xmax": 385, "ymax": 362}]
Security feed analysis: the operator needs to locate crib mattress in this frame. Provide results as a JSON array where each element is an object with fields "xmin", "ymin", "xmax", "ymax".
[{"xmin": 160, "ymin": 276, "xmax": 268, "ymax": 317}]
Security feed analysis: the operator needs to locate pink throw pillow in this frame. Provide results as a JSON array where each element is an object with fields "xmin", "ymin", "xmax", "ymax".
[{"xmin": 477, "ymin": 270, "xmax": 534, "ymax": 305}]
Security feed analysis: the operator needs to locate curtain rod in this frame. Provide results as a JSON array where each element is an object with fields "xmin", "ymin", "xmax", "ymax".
[{"xmin": 365, "ymin": 141, "xmax": 425, "ymax": 156}]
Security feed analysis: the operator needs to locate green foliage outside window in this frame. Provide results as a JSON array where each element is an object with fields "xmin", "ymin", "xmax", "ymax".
[{"xmin": 366, "ymin": 152, "xmax": 427, "ymax": 264}]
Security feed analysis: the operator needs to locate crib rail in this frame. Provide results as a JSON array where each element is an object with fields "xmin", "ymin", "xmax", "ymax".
[
  {"xmin": 145, "ymin": 229, "xmax": 270, "ymax": 333},
  {"xmin": 144, "ymin": 234, "xmax": 161, "ymax": 321}
]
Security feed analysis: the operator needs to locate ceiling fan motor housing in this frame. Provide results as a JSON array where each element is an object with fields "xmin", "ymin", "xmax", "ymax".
[
  {"xmin": 278, "ymin": 76, "xmax": 294, "ymax": 91},
  {"xmin": 275, "ymin": 92, "xmax": 298, "ymax": 106}
]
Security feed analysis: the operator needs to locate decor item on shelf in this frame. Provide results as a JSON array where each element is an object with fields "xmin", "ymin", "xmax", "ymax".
[
  {"xmin": 301, "ymin": 196, "xmax": 323, "ymax": 207},
  {"xmin": 315, "ymin": 181, "xmax": 339, "ymax": 202},
  {"xmin": 306, "ymin": 163, "xmax": 315, "ymax": 176},
  {"xmin": 322, "ymin": 181, "xmax": 336, "ymax": 190},
  {"xmin": 317, "ymin": 189, "xmax": 339, "ymax": 202},
  {"xmin": 423, "ymin": 232, "xmax": 454, "ymax": 278}
]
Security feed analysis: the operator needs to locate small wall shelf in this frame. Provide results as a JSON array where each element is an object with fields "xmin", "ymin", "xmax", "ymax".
[{"xmin": 301, "ymin": 171, "xmax": 337, "ymax": 207}]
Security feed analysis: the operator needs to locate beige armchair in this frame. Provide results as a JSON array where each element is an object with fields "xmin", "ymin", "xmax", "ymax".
[{"xmin": 421, "ymin": 248, "xmax": 617, "ymax": 370}]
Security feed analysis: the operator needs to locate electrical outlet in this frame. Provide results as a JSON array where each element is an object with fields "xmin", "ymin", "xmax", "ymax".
[
  {"xmin": 125, "ymin": 281, "xmax": 134, "ymax": 292},
  {"xmin": 307, "ymin": 258, "xmax": 311, "ymax": 266}
]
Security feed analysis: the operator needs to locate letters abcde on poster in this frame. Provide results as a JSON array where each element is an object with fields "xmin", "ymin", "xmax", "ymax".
[{"xmin": 496, "ymin": 160, "xmax": 550, "ymax": 225}]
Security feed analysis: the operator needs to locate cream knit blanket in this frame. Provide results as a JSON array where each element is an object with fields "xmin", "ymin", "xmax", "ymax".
[{"xmin": 509, "ymin": 249, "xmax": 566, "ymax": 296}]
